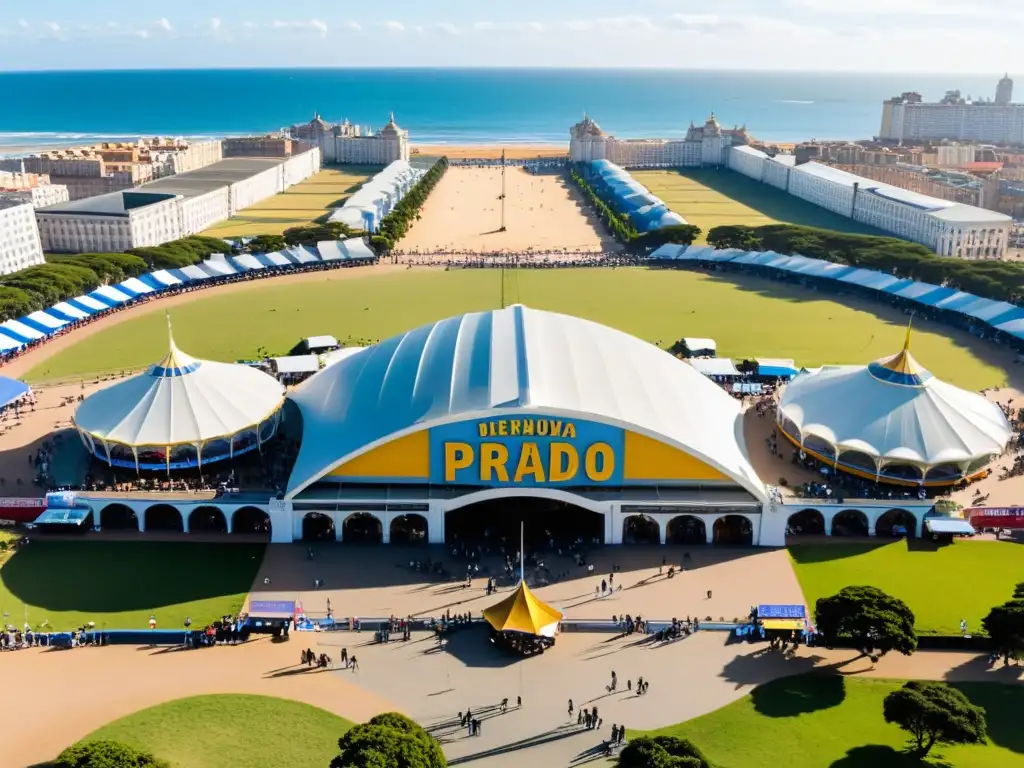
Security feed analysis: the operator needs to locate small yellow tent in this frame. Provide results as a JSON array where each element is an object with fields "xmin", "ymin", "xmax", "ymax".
[{"xmin": 483, "ymin": 581, "xmax": 563, "ymax": 637}]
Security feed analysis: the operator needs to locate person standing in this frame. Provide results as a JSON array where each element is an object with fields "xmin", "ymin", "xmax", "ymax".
[{"xmin": 568, "ymin": 699, "xmax": 574, "ymax": 719}]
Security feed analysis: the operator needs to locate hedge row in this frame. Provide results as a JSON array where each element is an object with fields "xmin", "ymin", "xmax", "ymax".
[
  {"xmin": 707, "ymin": 224, "xmax": 1024, "ymax": 303},
  {"xmin": 372, "ymin": 158, "xmax": 450, "ymax": 253},
  {"xmin": 569, "ymin": 167, "xmax": 638, "ymax": 243},
  {"xmin": 0, "ymin": 235, "xmax": 231, "ymax": 323},
  {"xmin": 281, "ymin": 222, "xmax": 360, "ymax": 249}
]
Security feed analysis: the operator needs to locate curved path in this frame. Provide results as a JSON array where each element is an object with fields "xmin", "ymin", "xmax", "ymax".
[{"xmin": 6, "ymin": 628, "xmax": 1020, "ymax": 768}]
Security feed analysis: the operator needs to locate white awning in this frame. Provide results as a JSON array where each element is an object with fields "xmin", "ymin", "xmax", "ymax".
[
  {"xmin": 684, "ymin": 337, "xmax": 717, "ymax": 353},
  {"xmin": 272, "ymin": 355, "xmax": 321, "ymax": 375},
  {"xmin": 149, "ymin": 270, "xmax": 182, "ymax": 286},
  {"xmin": 925, "ymin": 518, "xmax": 975, "ymax": 535},
  {"xmin": 690, "ymin": 358, "xmax": 740, "ymax": 377},
  {"xmin": 26, "ymin": 311, "xmax": 67, "ymax": 329}
]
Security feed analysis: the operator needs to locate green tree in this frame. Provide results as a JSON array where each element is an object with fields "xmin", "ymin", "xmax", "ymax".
[
  {"xmin": 618, "ymin": 735, "xmax": 711, "ymax": 768},
  {"xmin": 55, "ymin": 739, "xmax": 170, "ymax": 768},
  {"xmin": 330, "ymin": 712, "xmax": 446, "ymax": 768},
  {"xmin": 882, "ymin": 681, "xmax": 987, "ymax": 758},
  {"xmin": 814, "ymin": 585, "xmax": 917, "ymax": 659},
  {"xmin": 981, "ymin": 598, "xmax": 1024, "ymax": 665},
  {"xmin": 1013, "ymin": 582, "xmax": 1024, "ymax": 600},
  {"xmin": 632, "ymin": 225, "xmax": 703, "ymax": 251},
  {"xmin": 247, "ymin": 234, "xmax": 287, "ymax": 253}
]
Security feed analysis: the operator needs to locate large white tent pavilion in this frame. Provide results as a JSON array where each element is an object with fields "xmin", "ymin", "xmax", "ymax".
[
  {"xmin": 73, "ymin": 327, "xmax": 286, "ymax": 472},
  {"xmin": 776, "ymin": 332, "xmax": 1011, "ymax": 486}
]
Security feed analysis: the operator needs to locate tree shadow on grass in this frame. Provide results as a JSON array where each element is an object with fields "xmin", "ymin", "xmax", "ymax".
[
  {"xmin": 750, "ymin": 672, "xmax": 846, "ymax": 717},
  {"xmin": 787, "ymin": 541, "xmax": 892, "ymax": 565},
  {"xmin": 950, "ymin": 681, "xmax": 1024, "ymax": 754},
  {"xmin": 830, "ymin": 745, "xmax": 952, "ymax": 768},
  {"xmin": 0, "ymin": 541, "xmax": 264, "ymax": 612}
]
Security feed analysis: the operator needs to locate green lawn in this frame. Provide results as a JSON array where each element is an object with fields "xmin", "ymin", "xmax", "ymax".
[
  {"xmin": 789, "ymin": 540, "xmax": 1023, "ymax": 636},
  {"xmin": 201, "ymin": 166, "xmax": 379, "ymax": 238},
  {"xmin": 25, "ymin": 268, "xmax": 1007, "ymax": 390},
  {"xmin": 645, "ymin": 674, "xmax": 1024, "ymax": 767},
  {"xmin": 633, "ymin": 168, "xmax": 887, "ymax": 243},
  {"xmin": 0, "ymin": 541, "xmax": 264, "ymax": 631},
  {"xmin": 78, "ymin": 694, "xmax": 353, "ymax": 768}
]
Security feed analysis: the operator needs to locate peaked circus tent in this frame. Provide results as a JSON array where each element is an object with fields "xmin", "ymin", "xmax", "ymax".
[
  {"xmin": 483, "ymin": 582, "xmax": 563, "ymax": 637},
  {"xmin": 776, "ymin": 327, "xmax": 1010, "ymax": 485},
  {"xmin": 73, "ymin": 320, "xmax": 285, "ymax": 470}
]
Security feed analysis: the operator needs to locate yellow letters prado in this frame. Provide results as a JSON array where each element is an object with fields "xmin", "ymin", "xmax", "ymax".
[{"xmin": 431, "ymin": 417, "xmax": 623, "ymax": 487}]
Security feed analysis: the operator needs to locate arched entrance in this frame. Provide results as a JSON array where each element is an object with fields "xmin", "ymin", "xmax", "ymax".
[
  {"xmin": 343, "ymin": 513, "xmax": 383, "ymax": 544},
  {"xmin": 390, "ymin": 514, "xmax": 428, "ymax": 545},
  {"xmin": 875, "ymin": 509, "xmax": 917, "ymax": 538},
  {"xmin": 189, "ymin": 506, "xmax": 226, "ymax": 533},
  {"xmin": 302, "ymin": 512, "xmax": 335, "ymax": 541},
  {"xmin": 831, "ymin": 510, "xmax": 869, "ymax": 537},
  {"xmin": 100, "ymin": 503, "xmax": 138, "ymax": 530},
  {"xmin": 622, "ymin": 514, "xmax": 660, "ymax": 545},
  {"xmin": 145, "ymin": 504, "xmax": 183, "ymax": 532},
  {"xmin": 787, "ymin": 509, "xmax": 825, "ymax": 535},
  {"xmin": 233, "ymin": 506, "xmax": 271, "ymax": 536},
  {"xmin": 667, "ymin": 515, "xmax": 707, "ymax": 545},
  {"xmin": 444, "ymin": 496, "xmax": 605, "ymax": 549},
  {"xmin": 713, "ymin": 515, "xmax": 753, "ymax": 546}
]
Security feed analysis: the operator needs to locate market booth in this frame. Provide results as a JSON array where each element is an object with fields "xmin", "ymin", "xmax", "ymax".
[{"xmin": 483, "ymin": 581, "xmax": 563, "ymax": 656}]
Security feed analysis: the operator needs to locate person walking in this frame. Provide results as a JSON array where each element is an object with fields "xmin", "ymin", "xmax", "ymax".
[
  {"xmin": 350, "ymin": 655, "xmax": 358, "ymax": 671},
  {"xmin": 341, "ymin": 647, "xmax": 348, "ymax": 668},
  {"xmin": 568, "ymin": 699, "xmax": 574, "ymax": 719}
]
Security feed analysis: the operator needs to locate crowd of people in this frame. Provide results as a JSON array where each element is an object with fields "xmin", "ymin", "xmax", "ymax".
[{"xmin": 389, "ymin": 248, "xmax": 634, "ymax": 268}]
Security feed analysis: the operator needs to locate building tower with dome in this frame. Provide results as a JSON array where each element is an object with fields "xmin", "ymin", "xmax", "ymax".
[
  {"xmin": 289, "ymin": 112, "xmax": 409, "ymax": 165},
  {"xmin": 569, "ymin": 112, "xmax": 749, "ymax": 167}
]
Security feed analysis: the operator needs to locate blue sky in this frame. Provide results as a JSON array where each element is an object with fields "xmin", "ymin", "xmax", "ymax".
[{"xmin": 1, "ymin": 0, "xmax": 1022, "ymax": 72}]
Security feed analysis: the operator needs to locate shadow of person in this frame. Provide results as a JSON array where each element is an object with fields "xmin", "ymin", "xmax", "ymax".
[{"xmin": 829, "ymin": 744, "xmax": 952, "ymax": 768}]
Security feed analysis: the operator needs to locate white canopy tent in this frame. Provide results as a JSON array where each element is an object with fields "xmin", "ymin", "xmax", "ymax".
[
  {"xmin": 777, "ymin": 335, "xmax": 1010, "ymax": 484},
  {"xmin": 73, "ymin": 325, "xmax": 286, "ymax": 471}
]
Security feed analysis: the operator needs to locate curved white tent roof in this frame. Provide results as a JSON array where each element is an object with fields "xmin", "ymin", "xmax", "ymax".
[
  {"xmin": 74, "ymin": 331, "xmax": 285, "ymax": 448},
  {"xmin": 286, "ymin": 305, "xmax": 765, "ymax": 500},
  {"xmin": 777, "ymin": 337, "xmax": 1010, "ymax": 468}
]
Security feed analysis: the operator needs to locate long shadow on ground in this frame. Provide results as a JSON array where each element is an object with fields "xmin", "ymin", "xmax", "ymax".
[{"xmin": 829, "ymin": 744, "xmax": 952, "ymax": 768}]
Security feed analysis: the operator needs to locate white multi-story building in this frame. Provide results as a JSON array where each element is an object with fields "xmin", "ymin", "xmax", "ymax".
[
  {"xmin": 37, "ymin": 150, "xmax": 322, "ymax": 253},
  {"xmin": 316, "ymin": 113, "xmax": 409, "ymax": 165},
  {"xmin": 0, "ymin": 203, "xmax": 46, "ymax": 274},
  {"xmin": 880, "ymin": 76, "xmax": 1024, "ymax": 145},
  {"xmin": 728, "ymin": 145, "xmax": 1013, "ymax": 259},
  {"xmin": 0, "ymin": 184, "xmax": 70, "ymax": 210},
  {"xmin": 570, "ymin": 113, "xmax": 749, "ymax": 167}
]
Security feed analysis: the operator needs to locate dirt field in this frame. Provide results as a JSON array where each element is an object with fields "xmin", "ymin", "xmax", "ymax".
[
  {"xmin": 396, "ymin": 167, "xmax": 615, "ymax": 254},
  {"xmin": 413, "ymin": 145, "xmax": 566, "ymax": 160}
]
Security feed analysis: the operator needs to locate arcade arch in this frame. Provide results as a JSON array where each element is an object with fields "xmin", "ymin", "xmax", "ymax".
[
  {"xmin": 875, "ymin": 509, "xmax": 917, "ymax": 538},
  {"xmin": 787, "ymin": 509, "xmax": 825, "ymax": 535},
  {"xmin": 831, "ymin": 510, "xmax": 869, "ymax": 537},
  {"xmin": 233, "ymin": 506, "xmax": 271, "ymax": 536},
  {"xmin": 713, "ymin": 514, "xmax": 753, "ymax": 546},
  {"xmin": 666, "ymin": 515, "xmax": 706, "ymax": 545},
  {"xmin": 189, "ymin": 506, "xmax": 227, "ymax": 533},
  {"xmin": 622, "ymin": 514, "xmax": 660, "ymax": 545},
  {"xmin": 301, "ymin": 512, "xmax": 335, "ymax": 542},
  {"xmin": 100, "ymin": 503, "xmax": 138, "ymax": 530},
  {"xmin": 145, "ymin": 504, "xmax": 183, "ymax": 532},
  {"xmin": 444, "ymin": 495, "xmax": 606, "ymax": 548},
  {"xmin": 343, "ymin": 513, "xmax": 383, "ymax": 544},
  {"xmin": 390, "ymin": 514, "xmax": 428, "ymax": 545}
]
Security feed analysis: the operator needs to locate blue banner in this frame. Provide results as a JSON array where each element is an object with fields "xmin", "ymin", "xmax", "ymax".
[
  {"xmin": 429, "ymin": 416, "xmax": 624, "ymax": 487},
  {"xmin": 249, "ymin": 600, "xmax": 295, "ymax": 615},
  {"xmin": 758, "ymin": 604, "xmax": 806, "ymax": 619}
]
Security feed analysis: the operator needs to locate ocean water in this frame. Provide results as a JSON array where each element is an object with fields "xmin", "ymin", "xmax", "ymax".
[{"xmin": 0, "ymin": 68, "xmax": 1013, "ymax": 151}]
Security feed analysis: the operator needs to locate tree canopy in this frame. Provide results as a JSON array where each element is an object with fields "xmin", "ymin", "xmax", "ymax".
[
  {"xmin": 246, "ymin": 234, "xmax": 287, "ymax": 253},
  {"xmin": 282, "ymin": 221, "xmax": 359, "ymax": 248},
  {"xmin": 882, "ymin": 680, "xmax": 987, "ymax": 758},
  {"xmin": 631, "ymin": 225, "xmax": 703, "ymax": 251},
  {"xmin": 814, "ymin": 585, "xmax": 917, "ymax": 659},
  {"xmin": 618, "ymin": 735, "xmax": 711, "ymax": 768},
  {"xmin": 55, "ymin": 739, "xmax": 170, "ymax": 768},
  {"xmin": 371, "ymin": 158, "xmax": 449, "ymax": 254},
  {"xmin": 569, "ymin": 166, "xmax": 638, "ymax": 244},
  {"xmin": 981, "ymin": 597, "xmax": 1024, "ymax": 664},
  {"xmin": 706, "ymin": 223, "xmax": 1024, "ymax": 303},
  {"xmin": 330, "ymin": 712, "xmax": 446, "ymax": 768}
]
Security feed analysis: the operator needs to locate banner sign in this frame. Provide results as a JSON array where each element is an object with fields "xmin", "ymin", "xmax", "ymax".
[
  {"xmin": 965, "ymin": 507, "xmax": 1024, "ymax": 529},
  {"xmin": 430, "ymin": 416, "xmax": 624, "ymax": 487},
  {"xmin": 0, "ymin": 498, "xmax": 46, "ymax": 508},
  {"xmin": 758, "ymin": 604, "xmax": 806, "ymax": 619},
  {"xmin": 45, "ymin": 491, "xmax": 78, "ymax": 510},
  {"xmin": 249, "ymin": 600, "xmax": 296, "ymax": 616}
]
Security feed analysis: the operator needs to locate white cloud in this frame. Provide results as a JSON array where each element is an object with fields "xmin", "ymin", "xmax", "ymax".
[
  {"xmin": 271, "ymin": 19, "xmax": 329, "ymax": 38},
  {"xmin": 344, "ymin": 21, "xmax": 362, "ymax": 32},
  {"xmin": 210, "ymin": 18, "xmax": 221, "ymax": 32},
  {"xmin": 433, "ymin": 22, "xmax": 459, "ymax": 35},
  {"xmin": 384, "ymin": 20, "xmax": 405, "ymax": 33},
  {"xmin": 18, "ymin": 19, "xmax": 29, "ymax": 29},
  {"xmin": 157, "ymin": 17, "xmax": 172, "ymax": 33},
  {"xmin": 595, "ymin": 16, "xmax": 656, "ymax": 32},
  {"xmin": 563, "ymin": 20, "xmax": 593, "ymax": 32}
]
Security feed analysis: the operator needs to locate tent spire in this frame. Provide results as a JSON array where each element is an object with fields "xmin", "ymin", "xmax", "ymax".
[{"xmin": 903, "ymin": 316, "xmax": 913, "ymax": 352}]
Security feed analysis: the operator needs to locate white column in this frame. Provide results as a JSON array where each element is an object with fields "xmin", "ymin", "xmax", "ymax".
[
  {"xmin": 382, "ymin": 513, "xmax": 391, "ymax": 545},
  {"xmin": 137, "ymin": 514, "xmax": 145, "ymax": 533},
  {"xmin": 705, "ymin": 518, "xmax": 716, "ymax": 544},
  {"xmin": 268, "ymin": 499, "xmax": 293, "ymax": 544},
  {"xmin": 659, "ymin": 519, "xmax": 667, "ymax": 545},
  {"xmin": 606, "ymin": 506, "xmax": 618, "ymax": 545},
  {"xmin": 867, "ymin": 509, "xmax": 878, "ymax": 536},
  {"xmin": 334, "ymin": 513, "xmax": 344, "ymax": 543},
  {"xmin": 428, "ymin": 503, "xmax": 445, "ymax": 544},
  {"xmin": 181, "ymin": 508, "xmax": 190, "ymax": 533},
  {"xmin": 225, "ymin": 509, "xmax": 233, "ymax": 534}
]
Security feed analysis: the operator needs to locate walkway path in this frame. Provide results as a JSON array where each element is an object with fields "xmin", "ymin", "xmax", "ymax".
[{"xmin": 6, "ymin": 628, "xmax": 1020, "ymax": 767}]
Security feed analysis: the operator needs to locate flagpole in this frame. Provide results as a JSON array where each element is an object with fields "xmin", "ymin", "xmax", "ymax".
[{"xmin": 520, "ymin": 520, "xmax": 525, "ymax": 584}]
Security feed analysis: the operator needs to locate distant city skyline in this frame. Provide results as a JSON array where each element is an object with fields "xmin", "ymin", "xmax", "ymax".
[{"xmin": 1, "ymin": 0, "xmax": 1023, "ymax": 73}]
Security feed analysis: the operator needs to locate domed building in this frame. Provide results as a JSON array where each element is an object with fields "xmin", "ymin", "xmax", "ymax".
[
  {"xmin": 276, "ymin": 305, "xmax": 770, "ymax": 546},
  {"xmin": 74, "ymin": 328, "xmax": 285, "ymax": 472},
  {"xmin": 776, "ymin": 333, "xmax": 1011, "ymax": 486}
]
